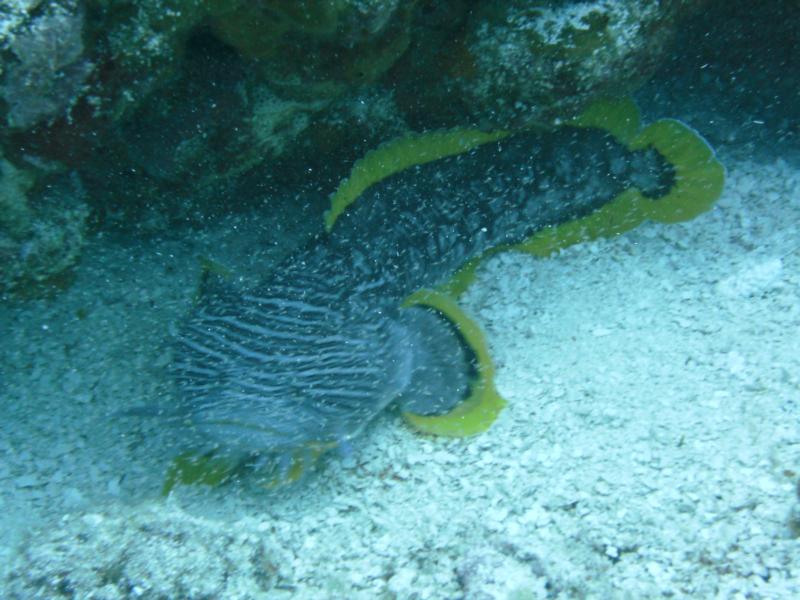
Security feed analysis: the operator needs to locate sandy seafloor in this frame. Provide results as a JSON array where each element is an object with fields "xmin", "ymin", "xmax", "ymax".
[{"xmin": 2, "ymin": 111, "xmax": 800, "ymax": 597}]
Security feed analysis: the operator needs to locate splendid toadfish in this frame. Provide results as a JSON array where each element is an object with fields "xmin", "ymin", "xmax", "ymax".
[{"xmin": 158, "ymin": 98, "xmax": 724, "ymax": 491}]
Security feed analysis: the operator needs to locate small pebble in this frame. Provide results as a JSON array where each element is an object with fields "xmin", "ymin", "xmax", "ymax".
[{"xmin": 14, "ymin": 474, "xmax": 40, "ymax": 489}]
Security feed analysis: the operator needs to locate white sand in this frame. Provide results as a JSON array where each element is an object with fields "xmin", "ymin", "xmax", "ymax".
[{"xmin": 1, "ymin": 155, "xmax": 799, "ymax": 598}]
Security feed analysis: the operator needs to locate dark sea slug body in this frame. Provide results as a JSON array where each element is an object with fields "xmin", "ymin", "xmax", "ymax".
[{"xmin": 168, "ymin": 114, "xmax": 718, "ymax": 483}]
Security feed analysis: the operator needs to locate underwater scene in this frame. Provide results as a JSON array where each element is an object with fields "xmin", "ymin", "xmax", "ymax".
[{"xmin": 1, "ymin": 1, "xmax": 799, "ymax": 598}]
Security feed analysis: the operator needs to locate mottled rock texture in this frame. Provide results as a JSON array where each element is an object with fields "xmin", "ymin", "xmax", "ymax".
[{"xmin": 0, "ymin": 0, "xmax": 700, "ymax": 294}]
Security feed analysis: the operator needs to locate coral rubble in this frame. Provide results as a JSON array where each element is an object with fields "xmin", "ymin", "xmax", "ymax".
[{"xmin": 0, "ymin": 0, "xmax": 701, "ymax": 295}]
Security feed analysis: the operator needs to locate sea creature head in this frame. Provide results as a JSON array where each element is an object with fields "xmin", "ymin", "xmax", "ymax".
[
  {"xmin": 168, "ymin": 263, "xmax": 478, "ymax": 483},
  {"xmin": 172, "ymin": 273, "xmax": 410, "ymax": 457}
]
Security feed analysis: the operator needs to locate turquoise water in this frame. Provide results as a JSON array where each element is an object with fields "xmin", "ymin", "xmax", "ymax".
[{"xmin": 1, "ymin": 2, "xmax": 799, "ymax": 598}]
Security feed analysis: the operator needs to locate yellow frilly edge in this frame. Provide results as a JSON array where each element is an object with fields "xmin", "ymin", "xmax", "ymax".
[
  {"xmin": 515, "ymin": 118, "xmax": 725, "ymax": 258},
  {"xmin": 162, "ymin": 451, "xmax": 239, "ymax": 496},
  {"xmin": 400, "ymin": 288, "xmax": 505, "ymax": 436},
  {"xmin": 442, "ymin": 99, "xmax": 725, "ymax": 295},
  {"xmin": 325, "ymin": 129, "xmax": 509, "ymax": 231},
  {"xmin": 162, "ymin": 444, "xmax": 331, "ymax": 494},
  {"xmin": 569, "ymin": 95, "xmax": 642, "ymax": 145}
]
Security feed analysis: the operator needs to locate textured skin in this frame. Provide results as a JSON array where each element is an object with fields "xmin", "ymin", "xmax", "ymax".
[
  {"xmin": 171, "ymin": 126, "xmax": 669, "ymax": 463},
  {"xmin": 173, "ymin": 270, "xmax": 409, "ymax": 455},
  {"xmin": 319, "ymin": 127, "xmax": 666, "ymax": 300}
]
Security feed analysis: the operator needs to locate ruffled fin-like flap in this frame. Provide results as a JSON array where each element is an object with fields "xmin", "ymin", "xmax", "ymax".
[
  {"xmin": 162, "ymin": 452, "xmax": 240, "ymax": 496},
  {"xmin": 325, "ymin": 129, "xmax": 508, "ymax": 231},
  {"xmin": 629, "ymin": 119, "xmax": 725, "ymax": 224},
  {"xmin": 162, "ymin": 444, "xmax": 328, "ymax": 494},
  {"xmin": 400, "ymin": 289, "xmax": 505, "ymax": 436},
  {"xmin": 568, "ymin": 95, "xmax": 641, "ymax": 145},
  {"xmin": 442, "ymin": 99, "xmax": 724, "ymax": 294},
  {"xmin": 515, "ymin": 117, "xmax": 725, "ymax": 257}
]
